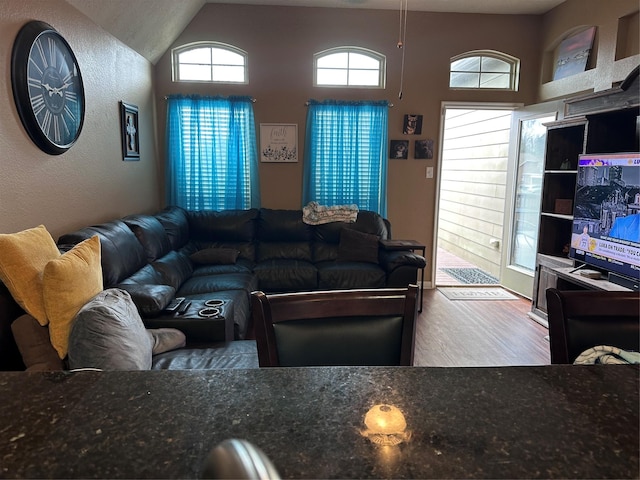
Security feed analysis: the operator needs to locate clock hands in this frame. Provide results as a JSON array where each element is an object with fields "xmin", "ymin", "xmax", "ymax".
[{"xmin": 42, "ymin": 81, "xmax": 73, "ymax": 97}]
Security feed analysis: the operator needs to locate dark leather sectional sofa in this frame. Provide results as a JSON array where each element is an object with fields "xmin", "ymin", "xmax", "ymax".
[{"xmin": 0, "ymin": 206, "xmax": 425, "ymax": 370}]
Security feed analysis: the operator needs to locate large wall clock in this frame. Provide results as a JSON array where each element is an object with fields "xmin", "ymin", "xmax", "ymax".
[{"xmin": 11, "ymin": 21, "xmax": 85, "ymax": 155}]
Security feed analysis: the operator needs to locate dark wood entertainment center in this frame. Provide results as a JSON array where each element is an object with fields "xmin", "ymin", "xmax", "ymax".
[{"xmin": 530, "ymin": 66, "xmax": 640, "ymax": 325}]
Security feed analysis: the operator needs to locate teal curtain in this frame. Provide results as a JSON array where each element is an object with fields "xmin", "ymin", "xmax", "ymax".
[
  {"xmin": 302, "ymin": 99, "xmax": 388, "ymax": 216},
  {"xmin": 165, "ymin": 95, "xmax": 260, "ymax": 210}
]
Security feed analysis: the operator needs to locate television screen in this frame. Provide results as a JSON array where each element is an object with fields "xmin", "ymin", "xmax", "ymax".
[{"xmin": 569, "ymin": 152, "xmax": 640, "ymax": 280}]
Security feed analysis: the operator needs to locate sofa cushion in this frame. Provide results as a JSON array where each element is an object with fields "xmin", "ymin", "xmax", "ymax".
[
  {"xmin": 258, "ymin": 209, "xmax": 313, "ymax": 242},
  {"xmin": 67, "ymin": 289, "xmax": 154, "ymax": 370},
  {"xmin": 124, "ymin": 214, "xmax": 172, "ymax": 262},
  {"xmin": 155, "ymin": 206, "xmax": 190, "ymax": 251},
  {"xmin": 178, "ymin": 272, "xmax": 258, "ymax": 297},
  {"xmin": 316, "ymin": 261, "xmax": 386, "ymax": 289},
  {"xmin": 313, "ymin": 210, "xmax": 389, "ymax": 244},
  {"xmin": 190, "ymin": 247, "xmax": 239, "ymax": 265},
  {"xmin": 0, "ymin": 225, "xmax": 60, "ymax": 326},
  {"xmin": 338, "ymin": 228, "xmax": 380, "ymax": 264},
  {"xmin": 114, "ymin": 283, "xmax": 176, "ymax": 317},
  {"xmin": 11, "ymin": 314, "xmax": 64, "ymax": 371},
  {"xmin": 43, "ymin": 236, "xmax": 104, "ymax": 359},
  {"xmin": 152, "ymin": 251, "xmax": 194, "ymax": 290},
  {"xmin": 191, "ymin": 258, "xmax": 254, "ymax": 277},
  {"xmin": 118, "ymin": 264, "xmax": 164, "ymax": 285},
  {"xmin": 253, "ymin": 260, "xmax": 318, "ymax": 292},
  {"xmin": 58, "ymin": 220, "xmax": 147, "ymax": 287},
  {"xmin": 151, "ymin": 340, "xmax": 258, "ymax": 370},
  {"xmin": 149, "ymin": 328, "xmax": 186, "ymax": 355},
  {"xmin": 257, "ymin": 242, "xmax": 312, "ymax": 262},
  {"xmin": 188, "ymin": 209, "xmax": 258, "ymax": 243}
]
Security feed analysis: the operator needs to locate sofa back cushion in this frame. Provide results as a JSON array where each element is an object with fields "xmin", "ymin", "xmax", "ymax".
[
  {"xmin": 187, "ymin": 209, "xmax": 258, "ymax": 261},
  {"xmin": 124, "ymin": 214, "xmax": 172, "ymax": 262},
  {"xmin": 313, "ymin": 210, "xmax": 388, "ymax": 262},
  {"xmin": 155, "ymin": 206, "xmax": 190, "ymax": 251},
  {"xmin": 58, "ymin": 220, "xmax": 147, "ymax": 288},
  {"xmin": 257, "ymin": 209, "xmax": 313, "ymax": 262},
  {"xmin": 152, "ymin": 251, "xmax": 194, "ymax": 290}
]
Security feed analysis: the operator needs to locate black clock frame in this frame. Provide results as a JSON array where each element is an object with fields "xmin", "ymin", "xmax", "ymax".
[{"xmin": 11, "ymin": 21, "xmax": 85, "ymax": 155}]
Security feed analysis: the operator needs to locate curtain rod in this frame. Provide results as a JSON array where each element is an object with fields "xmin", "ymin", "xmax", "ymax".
[
  {"xmin": 305, "ymin": 101, "xmax": 394, "ymax": 107},
  {"xmin": 164, "ymin": 96, "xmax": 256, "ymax": 102}
]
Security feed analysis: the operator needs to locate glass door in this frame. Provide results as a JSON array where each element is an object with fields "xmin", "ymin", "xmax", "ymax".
[{"xmin": 500, "ymin": 104, "xmax": 560, "ymax": 297}]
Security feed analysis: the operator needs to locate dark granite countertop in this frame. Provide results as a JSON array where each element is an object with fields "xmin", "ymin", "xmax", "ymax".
[{"xmin": 0, "ymin": 365, "xmax": 638, "ymax": 479}]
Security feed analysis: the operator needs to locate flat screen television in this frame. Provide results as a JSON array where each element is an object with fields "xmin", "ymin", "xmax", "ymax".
[{"xmin": 569, "ymin": 152, "xmax": 640, "ymax": 287}]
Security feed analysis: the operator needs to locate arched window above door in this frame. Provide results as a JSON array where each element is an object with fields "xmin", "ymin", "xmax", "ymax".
[{"xmin": 449, "ymin": 50, "xmax": 519, "ymax": 91}]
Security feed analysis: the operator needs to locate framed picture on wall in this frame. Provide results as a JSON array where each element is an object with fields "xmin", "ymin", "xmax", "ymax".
[
  {"xmin": 120, "ymin": 102, "xmax": 140, "ymax": 161},
  {"xmin": 553, "ymin": 27, "xmax": 596, "ymax": 80},
  {"xmin": 390, "ymin": 140, "xmax": 409, "ymax": 159},
  {"xmin": 402, "ymin": 114, "xmax": 423, "ymax": 135},
  {"xmin": 260, "ymin": 123, "xmax": 298, "ymax": 162},
  {"xmin": 415, "ymin": 139, "xmax": 434, "ymax": 159}
]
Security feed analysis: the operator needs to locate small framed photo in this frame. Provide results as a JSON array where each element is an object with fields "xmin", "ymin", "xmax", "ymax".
[
  {"xmin": 390, "ymin": 140, "xmax": 409, "ymax": 159},
  {"xmin": 120, "ymin": 102, "xmax": 140, "ymax": 161},
  {"xmin": 260, "ymin": 123, "xmax": 298, "ymax": 162},
  {"xmin": 415, "ymin": 139, "xmax": 434, "ymax": 159},
  {"xmin": 403, "ymin": 114, "xmax": 423, "ymax": 135}
]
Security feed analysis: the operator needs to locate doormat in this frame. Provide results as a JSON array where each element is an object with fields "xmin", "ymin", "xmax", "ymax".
[
  {"xmin": 438, "ymin": 287, "xmax": 519, "ymax": 301},
  {"xmin": 440, "ymin": 267, "xmax": 499, "ymax": 285}
]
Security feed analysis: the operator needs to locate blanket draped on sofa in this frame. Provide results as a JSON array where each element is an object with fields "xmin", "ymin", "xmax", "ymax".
[{"xmin": 302, "ymin": 201, "xmax": 359, "ymax": 225}]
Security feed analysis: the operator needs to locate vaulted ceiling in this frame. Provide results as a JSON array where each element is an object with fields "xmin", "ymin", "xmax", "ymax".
[{"xmin": 64, "ymin": 0, "xmax": 565, "ymax": 64}]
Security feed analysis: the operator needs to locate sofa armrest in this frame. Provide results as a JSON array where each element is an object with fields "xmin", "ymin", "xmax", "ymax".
[
  {"xmin": 379, "ymin": 250, "xmax": 426, "ymax": 272},
  {"xmin": 114, "ymin": 284, "xmax": 176, "ymax": 318}
]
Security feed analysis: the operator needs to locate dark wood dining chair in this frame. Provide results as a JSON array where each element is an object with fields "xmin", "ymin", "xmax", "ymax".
[
  {"xmin": 250, "ymin": 285, "xmax": 418, "ymax": 367},
  {"xmin": 546, "ymin": 288, "xmax": 640, "ymax": 364}
]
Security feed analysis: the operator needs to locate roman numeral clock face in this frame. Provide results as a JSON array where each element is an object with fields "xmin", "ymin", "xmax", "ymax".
[{"xmin": 11, "ymin": 21, "xmax": 85, "ymax": 155}]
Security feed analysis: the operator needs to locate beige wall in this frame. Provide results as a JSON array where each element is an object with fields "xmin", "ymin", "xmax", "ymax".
[
  {"xmin": 0, "ymin": 0, "xmax": 637, "ymax": 286},
  {"xmin": 155, "ymin": 4, "xmax": 544, "ymax": 279},
  {"xmin": 539, "ymin": 0, "xmax": 639, "ymax": 100},
  {"xmin": 0, "ymin": 0, "xmax": 160, "ymax": 239}
]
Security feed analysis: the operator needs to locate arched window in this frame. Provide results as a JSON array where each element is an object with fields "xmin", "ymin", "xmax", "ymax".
[
  {"xmin": 449, "ymin": 50, "xmax": 519, "ymax": 90},
  {"xmin": 172, "ymin": 42, "xmax": 248, "ymax": 83},
  {"xmin": 314, "ymin": 47, "xmax": 386, "ymax": 88}
]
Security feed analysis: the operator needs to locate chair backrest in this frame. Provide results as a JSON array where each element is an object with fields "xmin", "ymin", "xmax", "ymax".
[
  {"xmin": 546, "ymin": 288, "xmax": 640, "ymax": 364},
  {"xmin": 250, "ymin": 285, "xmax": 418, "ymax": 367}
]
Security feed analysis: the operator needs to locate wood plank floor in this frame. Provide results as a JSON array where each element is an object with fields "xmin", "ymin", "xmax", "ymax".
[{"xmin": 413, "ymin": 287, "xmax": 551, "ymax": 366}]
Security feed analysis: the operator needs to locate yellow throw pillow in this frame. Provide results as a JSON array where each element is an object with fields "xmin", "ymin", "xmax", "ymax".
[
  {"xmin": 43, "ymin": 235, "xmax": 103, "ymax": 359},
  {"xmin": 0, "ymin": 225, "xmax": 61, "ymax": 326}
]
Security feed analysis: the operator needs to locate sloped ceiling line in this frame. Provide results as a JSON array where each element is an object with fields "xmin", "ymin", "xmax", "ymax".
[{"xmin": 64, "ymin": 0, "xmax": 565, "ymax": 65}]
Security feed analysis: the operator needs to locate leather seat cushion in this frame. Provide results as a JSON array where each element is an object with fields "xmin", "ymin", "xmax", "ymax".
[
  {"xmin": 316, "ymin": 261, "xmax": 386, "ymax": 289},
  {"xmin": 253, "ymin": 260, "xmax": 317, "ymax": 292},
  {"xmin": 274, "ymin": 315, "xmax": 403, "ymax": 366},
  {"xmin": 191, "ymin": 259, "xmax": 254, "ymax": 277},
  {"xmin": 151, "ymin": 340, "xmax": 259, "ymax": 369},
  {"xmin": 178, "ymin": 272, "xmax": 258, "ymax": 296}
]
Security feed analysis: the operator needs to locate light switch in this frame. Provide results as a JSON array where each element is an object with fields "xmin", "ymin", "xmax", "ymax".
[{"xmin": 426, "ymin": 167, "xmax": 434, "ymax": 178}]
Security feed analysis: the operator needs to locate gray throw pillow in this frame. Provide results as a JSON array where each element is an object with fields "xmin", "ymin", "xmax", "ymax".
[
  {"xmin": 149, "ymin": 328, "xmax": 186, "ymax": 355},
  {"xmin": 67, "ymin": 288, "xmax": 154, "ymax": 370}
]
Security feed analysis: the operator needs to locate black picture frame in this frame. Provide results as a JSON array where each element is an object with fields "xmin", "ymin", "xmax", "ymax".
[
  {"xmin": 120, "ymin": 102, "xmax": 140, "ymax": 161},
  {"xmin": 415, "ymin": 139, "xmax": 434, "ymax": 159},
  {"xmin": 390, "ymin": 140, "xmax": 409, "ymax": 159},
  {"xmin": 402, "ymin": 114, "xmax": 423, "ymax": 135}
]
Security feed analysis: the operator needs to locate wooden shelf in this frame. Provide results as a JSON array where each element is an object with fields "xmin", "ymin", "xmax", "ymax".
[{"xmin": 530, "ymin": 66, "xmax": 640, "ymax": 321}]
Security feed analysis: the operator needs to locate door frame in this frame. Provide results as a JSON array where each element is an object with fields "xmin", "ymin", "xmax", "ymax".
[
  {"xmin": 500, "ymin": 104, "xmax": 561, "ymax": 297},
  {"xmin": 431, "ymin": 101, "xmax": 522, "ymax": 289}
]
